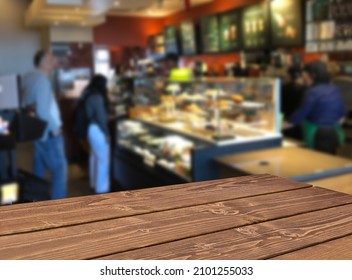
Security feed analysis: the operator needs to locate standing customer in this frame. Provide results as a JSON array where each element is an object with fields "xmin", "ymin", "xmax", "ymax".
[
  {"xmin": 22, "ymin": 50, "xmax": 67, "ymax": 199},
  {"xmin": 281, "ymin": 65, "xmax": 306, "ymax": 140},
  {"xmin": 285, "ymin": 61, "xmax": 346, "ymax": 154},
  {"xmin": 81, "ymin": 75, "xmax": 110, "ymax": 194}
]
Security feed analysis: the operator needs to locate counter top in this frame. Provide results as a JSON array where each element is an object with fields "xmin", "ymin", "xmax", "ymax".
[
  {"xmin": 308, "ymin": 173, "xmax": 352, "ymax": 195},
  {"xmin": 136, "ymin": 116, "xmax": 281, "ymax": 146},
  {"xmin": 1, "ymin": 174, "xmax": 352, "ymax": 260},
  {"xmin": 215, "ymin": 147, "xmax": 352, "ymax": 181}
]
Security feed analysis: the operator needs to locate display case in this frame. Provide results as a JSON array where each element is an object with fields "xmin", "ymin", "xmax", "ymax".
[
  {"xmin": 130, "ymin": 77, "xmax": 281, "ymax": 142},
  {"xmin": 114, "ymin": 77, "xmax": 282, "ymax": 188}
]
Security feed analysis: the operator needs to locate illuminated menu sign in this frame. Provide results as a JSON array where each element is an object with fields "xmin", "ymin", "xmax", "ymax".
[
  {"xmin": 219, "ymin": 10, "xmax": 241, "ymax": 51},
  {"xmin": 201, "ymin": 15, "xmax": 221, "ymax": 53},
  {"xmin": 164, "ymin": 25, "xmax": 179, "ymax": 55},
  {"xmin": 242, "ymin": 3, "xmax": 270, "ymax": 50},
  {"xmin": 180, "ymin": 21, "xmax": 197, "ymax": 55},
  {"xmin": 270, "ymin": 0, "xmax": 303, "ymax": 47}
]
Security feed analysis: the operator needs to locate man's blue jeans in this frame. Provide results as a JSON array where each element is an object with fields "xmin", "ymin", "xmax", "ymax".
[{"xmin": 33, "ymin": 135, "xmax": 67, "ymax": 199}]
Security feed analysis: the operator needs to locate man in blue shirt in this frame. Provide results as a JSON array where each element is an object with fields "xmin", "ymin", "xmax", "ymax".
[
  {"xmin": 285, "ymin": 61, "xmax": 346, "ymax": 154},
  {"xmin": 22, "ymin": 50, "xmax": 67, "ymax": 199}
]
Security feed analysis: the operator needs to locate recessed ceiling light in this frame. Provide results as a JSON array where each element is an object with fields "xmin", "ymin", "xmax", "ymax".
[{"xmin": 114, "ymin": 1, "xmax": 120, "ymax": 6}]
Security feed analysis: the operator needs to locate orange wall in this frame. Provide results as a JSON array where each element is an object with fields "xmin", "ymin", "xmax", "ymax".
[
  {"xmin": 94, "ymin": 16, "xmax": 163, "ymax": 48},
  {"xmin": 290, "ymin": 47, "xmax": 322, "ymax": 64}
]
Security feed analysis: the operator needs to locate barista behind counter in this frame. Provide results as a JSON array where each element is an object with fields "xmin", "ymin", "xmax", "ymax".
[{"xmin": 284, "ymin": 61, "xmax": 346, "ymax": 155}]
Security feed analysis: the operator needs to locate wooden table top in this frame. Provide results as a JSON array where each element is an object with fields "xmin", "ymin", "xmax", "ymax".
[
  {"xmin": 215, "ymin": 147, "xmax": 352, "ymax": 181},
  {"xmin": 1, "ymin": 174, "xmax": 352, "ymax": 260}
]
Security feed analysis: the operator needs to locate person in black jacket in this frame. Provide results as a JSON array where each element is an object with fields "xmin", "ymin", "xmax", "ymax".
[
  {"xmin": 82, "ymin": 75, "xmax": 110, "ymax": 194},
  {"xmin": 281, "ymin": 65, "xmax": 306, "ymax": 140}
]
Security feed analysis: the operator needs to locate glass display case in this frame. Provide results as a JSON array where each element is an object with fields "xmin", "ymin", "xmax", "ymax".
[
  {"xmin": 114, "ymin": 77, "xmax": 282, "ymax": 186},
  {"xmin": 129, "ymin": 77, "xmax": 281, "ymax": 144},
  {"xmin": 117, "ymin": 120, "xmax": 202, "ymax": 181}
]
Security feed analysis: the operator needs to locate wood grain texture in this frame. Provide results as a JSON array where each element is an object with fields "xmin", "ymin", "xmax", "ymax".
[
  {"xmin": 272, "ymin": 235, "xmax": 352, "ymax": 260},
  {"xmin": 1, "ymin": 187, "xmax": 351, "ymax": 260},
  {"xmin": 97, "ymin": 204, "xmax": 352, "ymax": 260},
  {"xmin": 0, "ymin": 174, "xmax": 310, "ymax": 236}
]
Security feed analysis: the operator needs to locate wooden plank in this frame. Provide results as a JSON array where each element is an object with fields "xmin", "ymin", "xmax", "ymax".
[
  {"xmin": 97, "ymin": 204, "xmax": 352, "ymax": 260},
  {"xmin": 272, "ymin": 235, "xmax": 352, "ymax": 260},
  {"xmin": 1, "ymin": 187, "xmax": 352, "ymax": 260},
  {"xmin": 0, "ymin": 174, "xmax": 310, "ymax": 236}
]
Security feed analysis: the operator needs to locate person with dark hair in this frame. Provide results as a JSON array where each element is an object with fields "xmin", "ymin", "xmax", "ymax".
[
  {"xmin": 81, "ymin": 74, "xmax": 110, "ymax": 194},
  {"xmin": 284, "ymin": 61, "xmax": 346, "ymax": 154},
  {"xmin": 281, "ymin": 65, "xmax": 306, "ymax": 140},
  {"xmin": 22, "ymin": 50, "xmax": 67, "ymax": 199}
]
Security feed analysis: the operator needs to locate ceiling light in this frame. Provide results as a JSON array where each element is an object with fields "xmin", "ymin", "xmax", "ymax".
[{"xmin": 114, "ymin": 1, "xmax": 120, "ymax": 7}]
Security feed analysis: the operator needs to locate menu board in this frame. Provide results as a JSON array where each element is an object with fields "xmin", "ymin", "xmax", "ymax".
[
  {"xmin": 180, "ymin": 21, "xmax": 197, "ymax": 55},
  {"xmin": 312, "ymin": 0, "xmax": 330, "ymax": 21},
  {"xmin": 242, "ymin": 3, "xmax": 270, "ymax": 50},
  {"xmin": 200, "ymin": 15, "xmax": 221, "ymax": 53},
  {"xmin": 270, "ymin": 0, "xmax": 303, "ymax": 47},
  {"xmin": 164, "ymin": 25, "xmax": 179, "ymax": 55},
  {"xmin": 219, "ymin": 10, "xmax": 241, "ymax": 51}
]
